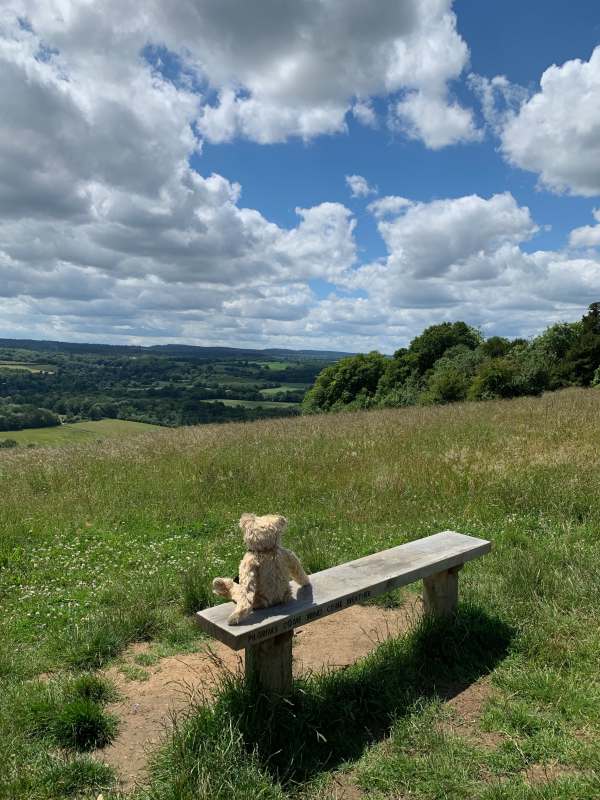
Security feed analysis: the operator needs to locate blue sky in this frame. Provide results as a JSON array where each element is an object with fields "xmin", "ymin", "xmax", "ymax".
[{"xmin": 1, "ymin": 1, "xmax": 600, "ymax": 351}]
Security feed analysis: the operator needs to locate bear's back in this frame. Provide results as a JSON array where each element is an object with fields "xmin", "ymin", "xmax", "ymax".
[{"xmin": 244, "ymin": 548, "xmax": 291, "ymax": 608}]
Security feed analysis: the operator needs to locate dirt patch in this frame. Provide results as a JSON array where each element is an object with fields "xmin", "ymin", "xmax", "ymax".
[
  {"xmin": 438, "ymin": 678, "xmax": 503, "ymax": 749},
  {"xmin": 98, "ymin": 597, "xmax": 422, "ymax": 792},
  {"xmin": 321, "ymin": 772, "xmax": 366, "ymax": 800}
]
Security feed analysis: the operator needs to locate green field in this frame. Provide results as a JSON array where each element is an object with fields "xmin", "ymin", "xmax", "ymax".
[
  {"xmin": 260, "ymin": 383, "xmax": 310, "ymax": 396},
  {"xmin": 1, "ymin": 388, "xmax": 600, "ymax": 799},
  {"xmin": 0, "ymin": 361, "xmax": 55, "ymax": 373},
  {"xmin": 247, "ymin": 360, "xmax": 293, "ymax": 370},
  {"xmin": 209, "ymin": 398, "xmax": 299, "ymax": 408},
  {"xmin": 0, "ymin": 418, "xmax": 160, "ymax": 447}
]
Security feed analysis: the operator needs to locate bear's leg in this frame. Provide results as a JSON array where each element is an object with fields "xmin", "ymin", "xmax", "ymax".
[
  {"xmin": 212, "ymin": 577, "xmax": 234, "ymax": 599},
  {"xmin": 222, "ymin": 580, "xmax": 253, "ymax": 624}
]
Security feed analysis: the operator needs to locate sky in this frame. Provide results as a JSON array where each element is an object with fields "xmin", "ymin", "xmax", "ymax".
[{"xmin": 1, "ymin": 1, "xmax": 600, "ymax": 353}]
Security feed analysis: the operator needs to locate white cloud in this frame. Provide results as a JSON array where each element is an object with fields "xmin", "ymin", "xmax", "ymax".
[
  {"xmin": 7, "ymin": 0, "xmax": 472, "ymax": 152},
  {"xmin": 137, "ymin": 0, "xmax": 474, "ymax": 147},
  {"xmin": 569, "ymin": 208, "xmax": 600, "ymax": 248},
  {"xmin": 500, "ymin": 47, "xmax": 600, "ymax": 196},
  {"xmin": 352, "ymin": 100, "xmax": 377, "ymax": 128},
  {"xmin": 367, "ymin": 196, "xmax": 413, "ymax": 218},
  {"xmin": 324, "ymin": 192, "xmax": 599, "ymax": 349},
  {"xmin": 392, "ymin": 90, "xmax": 482, "ymax": 149},
  {"xmin": 345, "ymin": 175, "xmax": 377, "ymax": 198},
  {"xmin": 368, "ymin": 192, "xmax": 537, "ymax": 279},
  {"xmin": 468, "ymin": 73, "xmax": 528, "ymax": 135}
]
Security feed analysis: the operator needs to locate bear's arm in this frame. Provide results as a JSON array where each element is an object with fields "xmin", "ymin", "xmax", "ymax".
[{"xmin": 280, "ymin": 547, "xmax": 310, "ymax": 587}]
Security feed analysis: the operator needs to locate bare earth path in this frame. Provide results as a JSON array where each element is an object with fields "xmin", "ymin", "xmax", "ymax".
[{"xmin": 99, "ymin": 599, "xmax": 423, "ymax": 792}]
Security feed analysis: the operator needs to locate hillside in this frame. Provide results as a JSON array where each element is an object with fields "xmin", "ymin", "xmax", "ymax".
[{"xmin": 1, "ymin": 389, "xmax": 599, "ymax": 799}]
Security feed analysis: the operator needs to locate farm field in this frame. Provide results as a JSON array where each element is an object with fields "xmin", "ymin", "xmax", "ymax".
[
  {"xmin": 260, "ymin": 382, "xmax": 311, "ymax": 396},
  {"xmin": 1, "ymin": 388, "xmax": 599, "ymax": 799},
  {"xmin": 0, "ymin": 361, "xmax": 55, "ymax": 373},
  {"xmin": 0, "ymin": 419, "xmax": 161, "ymax": 447},
  {"xmin": 208, "ymin": 398, "xmax": 299, "ymax": 408}
]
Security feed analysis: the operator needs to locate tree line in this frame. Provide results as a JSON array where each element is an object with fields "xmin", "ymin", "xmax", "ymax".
[{"xmin": 303, "ymin": 303, "xmax": 600, "ymax": 413}]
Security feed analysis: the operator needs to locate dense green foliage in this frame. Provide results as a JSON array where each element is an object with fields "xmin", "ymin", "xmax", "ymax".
[
  {"xmin": 0, "ymin": 342, "xmax": 335, "ymax": 433},
  {"xmin": 1, "ymin": 390, "xmax": 600, "ymax": 798},
  {"xmin": 303, "ymin": 304, "xmax": 600, "ymax": 413},
  {"xmin": 0, "ymin": 403, "xmax": 60, "ymax": 431}
]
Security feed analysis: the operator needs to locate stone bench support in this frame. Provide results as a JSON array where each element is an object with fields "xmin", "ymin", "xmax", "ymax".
[{"xmin": 197, "ymin": 530, "xmax": 490, "ymax": 694}]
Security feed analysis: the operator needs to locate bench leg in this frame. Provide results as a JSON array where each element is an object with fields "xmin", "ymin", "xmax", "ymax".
[
  {"xmin": 245, "ymin": 630, "xmax": 293, "ymax": 694},
  {"xmin": 422, "ymin": 566, "xmax": 461, "ymax": 616}
]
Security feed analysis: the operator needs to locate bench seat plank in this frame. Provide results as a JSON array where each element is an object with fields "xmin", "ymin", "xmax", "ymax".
[{"xmin": 196, "ymin": 530, "xmax": 490, "ymax": 650}]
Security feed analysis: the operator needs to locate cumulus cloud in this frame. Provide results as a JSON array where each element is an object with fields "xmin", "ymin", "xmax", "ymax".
[
  {"xmin": 149, "ymin": 0, "xmax": 476, "ymax": 147},
  {"xmin": 367, "ymin": 192, "xmax": 537, "ymax": 279},
  {"xmin": 0, "ymin": 5, "xmax": 361, "ymax": 345},
  {"xmin": 500, "ymin": 47, "xmax": 600, "ymax": 196},
  {"xmin": 345, "ymin": 175, "xmax": 377, "ymax": 198},
  {"xmin": 323, "ymin": 191, "xmax": 600, "ymax": 347},
  {"xmin": 0, "ymin": 3, "xmax": 597, "ymax": 351},
  {"xmin": 569, "ymin": 208, "xmax": 600, "ymax": 248},
  {"xmin": 392, "ymin": 91, "xmax": 482, "ymax": 149},
  {"xmin": 367, "ymin": 196, "xmax": 412, "ymax": 218}
]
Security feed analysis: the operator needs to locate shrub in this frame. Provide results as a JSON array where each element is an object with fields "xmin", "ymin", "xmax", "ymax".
[{"xmin": 468, "ymin": 358, "xmax": 519, "ymax": 400}]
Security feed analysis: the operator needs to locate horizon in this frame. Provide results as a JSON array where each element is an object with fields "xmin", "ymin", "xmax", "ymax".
[{"xmin": 2, "ymin": 1, "xmax": 600, "ymax": 351}]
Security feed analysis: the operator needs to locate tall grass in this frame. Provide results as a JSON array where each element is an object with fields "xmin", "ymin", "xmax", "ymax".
[{"xmin": 1, "ymin": 388, "xmax": 600, "ymax": 798}]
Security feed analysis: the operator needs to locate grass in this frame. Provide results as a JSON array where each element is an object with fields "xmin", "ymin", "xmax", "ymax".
[
  {"xmin": 0, "ymin": 361, "xmax": 55, "ymax": 373},
  {"xmin": 1, "ymin": 387, "xmax": 600, "ymax": 798},
  {"xmin": 208, "ymin": 398, "xmax": 299, "ymax": 408},
  {"xmin": 0, "ymin": 418, "xmax": 161, "ymax": 447},
  {"xmin": 260, "ymin": 383, "xmax": 311, "ymax": 396}
]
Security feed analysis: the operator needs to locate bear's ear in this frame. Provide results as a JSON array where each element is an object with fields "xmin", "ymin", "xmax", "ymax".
[
  {"xmin": 274, "ymin": 515, "xmax": 288, "ymax": 534},
  {"xmin": 239, "ymin": 513, "xmax": 256, "ymax": 532}
]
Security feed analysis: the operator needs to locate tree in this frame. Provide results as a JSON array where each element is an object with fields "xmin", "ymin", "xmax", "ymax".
[
  {"xmin": 559, "ymin": 303, "xmax": 600, "ymax": 385},
  {"xmin": 407, "ymin": 321, "xmax": 482, "ymax": 375},
  {"xmin": 302, "ymin": 352, "xmax": 387, "ymax": 412}
]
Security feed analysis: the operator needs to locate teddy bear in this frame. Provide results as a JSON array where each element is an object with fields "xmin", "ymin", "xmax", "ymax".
[{"xmin": 212, "ymin": 513, "xmax": 310, "ymax": 625}]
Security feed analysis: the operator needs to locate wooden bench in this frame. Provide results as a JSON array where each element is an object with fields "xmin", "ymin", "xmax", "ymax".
[{"xmin": 196, "ymin": 530, "xmax": 491, "ymax": 693}]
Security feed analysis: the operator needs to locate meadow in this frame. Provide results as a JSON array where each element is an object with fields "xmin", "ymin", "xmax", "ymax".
[
  {"xmin": 1, "ymin": 388, "xmax": 599, "ymax": 799},
  {"xmin": 0, "ymin": 361, "xmax": 55, "ymax": 373},
  {"xmin": 0, "ymin": 419, "xmax": 160, "ymax": 447}
]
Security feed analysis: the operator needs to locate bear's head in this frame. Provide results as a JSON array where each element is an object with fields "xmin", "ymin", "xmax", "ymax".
[{"xmin": 239, "ymin": 513, "xmax": 287, "ymax": 552}]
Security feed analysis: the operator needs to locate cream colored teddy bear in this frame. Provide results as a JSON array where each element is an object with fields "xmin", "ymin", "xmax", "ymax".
[{"xmin": 212, "ymin": 513, "xmax": 310, "ymax": 625}]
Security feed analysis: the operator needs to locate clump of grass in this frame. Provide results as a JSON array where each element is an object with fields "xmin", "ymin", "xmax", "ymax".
[
  {"xmin": 365, "ymin": 587, "xmax": 407, "ymax": 608},
  {"xmin": 52, "ymin": 697, "xmax": 118, "ymax": 751},
  {"xmin": 18, "ymin": 674, "xmax": 118, "ymax": 752},
  {"xmin": 43, "ymin": 756, "xmax": 115, "ymax": 797},
  {"xmin": 181, "ymin": 563, "xmax": 215, "ymax": 615},
  {"xmin": 134, "ymin": 651, "xmax": 159, "ymax": 667},
  {"xmin": 119, "ymin": 664, "xmax": 150, "ymax": 682},
  {"xmin": 70, "ymin": 672, "xmax": 118, "ymax": 704}
]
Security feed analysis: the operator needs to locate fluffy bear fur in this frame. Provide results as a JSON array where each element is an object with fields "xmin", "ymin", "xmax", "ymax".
[{"xmin": 212, "ymin": 513, "xmax": 310, "ymax": 625}]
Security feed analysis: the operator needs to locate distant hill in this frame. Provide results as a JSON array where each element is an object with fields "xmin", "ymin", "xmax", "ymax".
[{"xmin": 0, "ymin": 338, "xmax": 352, "ymax": 361}]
